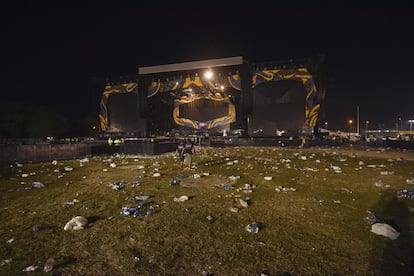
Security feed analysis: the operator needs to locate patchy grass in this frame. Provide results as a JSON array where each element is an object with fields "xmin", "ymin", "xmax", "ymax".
[{"xmin": 1, "ymin": 146, "xmax": 414, "ymax": 275}]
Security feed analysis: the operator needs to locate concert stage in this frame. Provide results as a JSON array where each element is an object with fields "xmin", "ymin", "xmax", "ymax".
[{"xmin": 98, "ymin": 55, "xmax": 326, "ymax": 140}]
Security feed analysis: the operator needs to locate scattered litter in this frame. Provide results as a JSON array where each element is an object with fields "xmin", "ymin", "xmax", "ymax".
[
  {"xmin": 6, "ymin": 238, "xmax": 14, "ymax": 244},
  {"xmin": 374, "ymin": 177, "xmax": 383, "ymax": 187},
  {"xmin": 366, "ymin": 210, "xmax": 400, "ymax": 239},
  {"xmin": 380, "ymin": 171, "xmax": 394, "ymax": 175},
  {"xmin": 52, "ymin": 160, "xmax": 58, "ymax": 165},
  {"xmin": 169, "ymin": 179, "xmax": 180, "ymax": 186},
  {"xmin": 263, "ymin": 176, "xmax": 273, "ymax": 181},
  {"xmin": 333, "ymin": 200, "xmax": 341, "ymax": 204},
  {"xmin": 120, "ymin": 206, "xmax": 153, "ymax": 217},
  {"xmin": 371, "ymin": 223, "xmax": 400, "ymax": 240},
  {"xmin": 135, "ymin": 195, "xmax": 150, "ymax": 201},
  {"xmin": 43, "ymin": 258, "xmax": 55, "ymax": 273},
  {"xmin": 229, "ymin": 175, "xmax": 240, "ymax": 181},
  {"xmin": 229, "ymin": 206, "xmax": 239, "ymax": 213},
  {"xmin": 63, "ymin": 216, "xmax": 88, "ymax": 231},
  {"xmin": 108, "ymin": 181, "xmax": 125, "ymax": 190},
  {"xmin": 406, "ymin": 178, "xmax": 414, "ymax": 185},
  {"xmin": 173, "ymin": 195, "xmax": 189, "ymax": 202},
  {"xmin": 0, "ymin": 259, "xmax": 12, "ymax": 266},
  {"xmin": 341, "ymin": 188, "xmax": 353, "ymax": 194},
  {"xmin": 64, "ymin": 167, "xmax": 73, "ymax": 172},
  {"xmin": 255, "ymin": 270, "xmax": 269, "ymax": 276},
  {"xmin": 250, "ymin": 241, "xmax": 266, "ymax": 247},
  {"xmin": 206, "ymin": 215, "xmax": 213, "ymax": 221},
  {"xmin": 22, "ymin": 265, "xmax": 38, "ymax": 272},
  {"xmin": 238, "ymin": 183, "xmax": 255, "ymax": 193},
  {"xmin": 311, "ymin": 196, "xmax": 325, "ymax": 205},
  {"xmin": 219, "ymin": 183, "xmax": 233, "ymax": 190},
  {"xmin": 63, "ymin": 199, "xmax": 80, "ymax": 206},
  {"xmin": 131, "ymin": 181, "xmax": 141, "ymax": 187},
  {"xmin": 79, "ymin": 157, "xmax": 89, "ymax": 164},
  {"xmin": 16, "ymin": 187, "xmax": 32, "ymax": 191},
  {"xmin": 330, "ymin": 165, "xmax": 342, "ymax": 173},
  {"xmin": 366, "ymin": 211, "xmax": 382, "ymax": 224},
  {"xmin": 397, "ymin": 189, "xmax": 414, "ymax": 199},
  {"xmin": 303, "ymin": 167, "xmax": 318, "ymax": 172},
  {"xmin": 153, "ymin": 172, "xmax": 161, "ymax": 177},
  {"xmin": 109, "ymin": 163, "xmax": 117, "ymax": 168},
  {"xmin": 239, "ymin": 198, "xmax": 249, "ymax": 208},
  {"xmin": 245, "ymin": 222, "xmax": 260, "ymax": 233},
  {"xmin": 275, "ymin": 185, "xmax": 296, "ymax": 192}
]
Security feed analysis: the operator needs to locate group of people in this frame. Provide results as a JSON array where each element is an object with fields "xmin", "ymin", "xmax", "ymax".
[
  {"xmin": 176, "ymin": 138, "xmax": 195, "ymax": 169},
  {"xmin": 107, "ymin": 137, "xmax": 123, "ymax": 146}
]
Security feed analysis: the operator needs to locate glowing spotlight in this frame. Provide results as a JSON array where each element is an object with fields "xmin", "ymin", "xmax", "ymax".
[{"xmin": 204, "ymin": 70, "xmax": 213, "ymax": 80}]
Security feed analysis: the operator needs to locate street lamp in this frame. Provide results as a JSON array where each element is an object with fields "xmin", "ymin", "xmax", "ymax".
[
  {"xmin": 348, "ymin": 119, "xmax": 353, "ymax": 135},
  {"xmin": 365, "ymin": 120, "xmax": 369, "ymax": 131},
  {"xmin": 324, "ymin": 121, "xmax": 328, "ymax": 129},
  {"xmin": 409, "ymin": 119, "xmax": 414, "ymax": 132}
]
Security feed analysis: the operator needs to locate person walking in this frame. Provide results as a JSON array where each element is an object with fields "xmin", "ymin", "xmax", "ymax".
[
  {"xmin": 176, "ymin": 141, "xmax": 185, "ymax": 168},
  {"xmin": 184, "ymin": 138, "xmax": 195, "ymax": 169}
]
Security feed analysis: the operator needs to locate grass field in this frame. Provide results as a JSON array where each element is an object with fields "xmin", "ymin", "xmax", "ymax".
[{"xmin": 1, "ymin": 145, "xmax": 414, "ymax": 275}]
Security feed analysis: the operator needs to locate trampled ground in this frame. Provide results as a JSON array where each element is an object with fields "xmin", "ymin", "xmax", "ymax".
[{"xmin": 1, "ymin": 146, "xmax": 414, "ymax": 275}]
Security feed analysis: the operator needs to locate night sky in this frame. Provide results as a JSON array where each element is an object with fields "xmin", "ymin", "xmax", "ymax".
[{"xmin": 2, "ymin": 3, "xmax": 413, "ymax": 133}]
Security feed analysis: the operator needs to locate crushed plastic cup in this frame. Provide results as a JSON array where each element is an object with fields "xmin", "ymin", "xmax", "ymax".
[
  {"xmin": 173, "ymin": 195, "xmax": 189, "ymax": 202},
  {"xmin": 169, "ymin": 179, "xmax": 180, "ymax": 186},
  {"xmin": 22, "ymin": 265, "xmax": 38, "ymax": 272},
  {"xmin": 246, "ymin": 222, "xmax": 260, "ymax": 233},
  {"xmin": 31, "ymin": 182, "xmax": 44, "ymax": 188},
  {"xmin": 43, "ymin": 258, "xmax": 55, "ymax": 272}
]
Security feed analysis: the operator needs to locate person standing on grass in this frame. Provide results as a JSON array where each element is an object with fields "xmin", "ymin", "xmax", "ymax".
[
  {"xmin": 176, "ymin": 141, "xmax": 185, "ymax": 168},
  {"xmin": 184, "ymin": 138, "xmax": 195, "ymax": 169}
]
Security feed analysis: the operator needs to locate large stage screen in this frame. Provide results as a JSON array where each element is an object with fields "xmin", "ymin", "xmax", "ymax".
[
  {"xmin": 148, "ymin": 93, "xmax": 174, "ymax": 134},
  {"xmin": 249, "ymin": 80, "xmax": 306, "ymax": 137},
  {"xmin": 179, "ymin": 99, "xmax": 229, "ymax": 122},
  {"xmin": 107, "ymin": 93, "xmax": 146, "ymax": 133}
]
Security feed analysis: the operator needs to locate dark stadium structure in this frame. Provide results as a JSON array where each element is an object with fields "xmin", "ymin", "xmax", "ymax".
[{"xmin": 98, "ymin": 55, "xmax": 326, "ymax": 139}]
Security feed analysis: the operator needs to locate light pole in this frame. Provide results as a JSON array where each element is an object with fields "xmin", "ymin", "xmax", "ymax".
[
  {"xmin": 365, "ymin": 120, "xmax": 369, "ymax": 131},
  {"xmin": 324, "ymin": 121, "xmax": 328, "ymax": 130},
  {"xmin": 409, "ymin": 119, "xmax": 414, "ymax": 132},
  {"xmin": 348, "ymin": 119, "xmax": 353, "ymax": 135}
]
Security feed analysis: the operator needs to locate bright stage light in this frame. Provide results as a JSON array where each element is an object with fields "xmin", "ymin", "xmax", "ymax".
[
  {"xmin": 204, "ymin": 70, "xmax": 213, "ymax": 80},
  {"xmin": 409, "ymin": 119, "xmax": 414, "ymax": 132}
]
